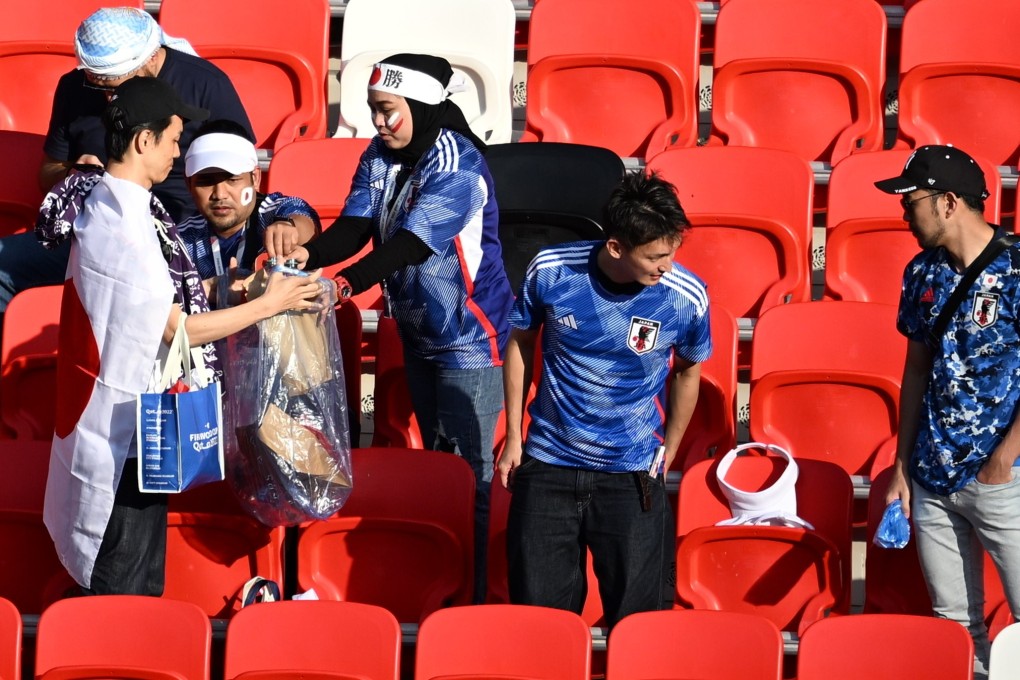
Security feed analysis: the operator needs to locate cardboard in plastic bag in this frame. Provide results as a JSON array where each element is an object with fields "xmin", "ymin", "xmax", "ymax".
[{"xmin": 224, "ymin": 270, "xmax": 352, "ymax": 526}]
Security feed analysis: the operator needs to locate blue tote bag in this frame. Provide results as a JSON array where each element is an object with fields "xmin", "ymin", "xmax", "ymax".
[{"xmin": 136, "ymin": 314, "xmax": 224, "ymax": 493}]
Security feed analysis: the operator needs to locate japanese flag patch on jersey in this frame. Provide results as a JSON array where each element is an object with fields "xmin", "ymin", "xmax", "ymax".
[
  {"xmin": 973, "ymin": 291, "xmax": 1000, "ymax": 329},
  {"xmin": 628, "ymin": 317, "xmax": 660, "ymax": 354}
]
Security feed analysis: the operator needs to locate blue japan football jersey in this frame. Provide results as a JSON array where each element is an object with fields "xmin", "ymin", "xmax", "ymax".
[
  {"xmin": 510, "ymin": 242, "xmax": 712, "ymax": 471},
  {"xmin": 343, "ymin": 132, "xmax": 513, "ymax": 368},
  {"xmin": 898, "ymin": 241, "xmax": 1020, "ymax": 494}
]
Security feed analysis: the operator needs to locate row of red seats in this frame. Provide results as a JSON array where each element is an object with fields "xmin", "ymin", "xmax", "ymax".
[
  {"xmin": 0, "ymin": 0, "xmax": 329, "ymax": 151},
  {"xmin": 0, "ymin": 595, "xmax": 982, "ymax": 680},
  {"xmin": 5, "ymin": 0, "xmax": 1020, "ymax": 168},
  {"xmin": 0, "ymin": 137, "xmax": 1000, "ymax": 324},
  {"xmin": 2, "ymin": 442, "xmax": 1014, "ymax": 643},
  {"xmin": 523, "ymin": 0, "xmax": 1020, "ymax": 168}
]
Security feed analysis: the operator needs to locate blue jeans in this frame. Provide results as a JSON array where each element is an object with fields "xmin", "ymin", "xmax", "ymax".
[
  {"xmin": 506, "ymin": 454, "xmax": 675, "ymax": 628},
  {"xmin": 403, "ymin": 353, "xmax": 503, "ymax": 603},
  {"xmin": 912, "ymin": 475, "xmax": 1020, "ymax": 678},
  {"xmin": 84, "ymin": 458, "xmax": 169, "ymax": 596},
  {"xmin": 0, "ymin": 233, "xmax": 69, "ymax": 315}
]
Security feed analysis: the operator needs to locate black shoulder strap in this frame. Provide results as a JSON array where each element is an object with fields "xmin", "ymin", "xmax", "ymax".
[{"xmin": 928, "ymin": 228, "xmax": 1019, "ymax": 346}]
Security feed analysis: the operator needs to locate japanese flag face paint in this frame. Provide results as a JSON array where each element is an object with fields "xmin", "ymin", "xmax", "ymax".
[
  {"xmin": 386, "ymin": 111, "xmax": 403, "ymax": 133},
  {"xmin": 240, "ymin": 186, "xmax": 254, "ymax": 206}
]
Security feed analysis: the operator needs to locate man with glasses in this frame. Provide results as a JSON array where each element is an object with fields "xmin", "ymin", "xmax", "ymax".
[
  {"xmin": 0, "ymin": 7, "xmax": 252, "ymax": 332},
  {"xmin": 41, "ymin": 7, "xmax": 252, "ymax": 219},
  {"xmin": 879, "ymin": 145, "xmax": 1020, "ymax": 680}
]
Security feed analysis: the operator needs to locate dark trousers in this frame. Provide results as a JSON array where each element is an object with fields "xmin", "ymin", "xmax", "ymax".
[
  {"xmin": 83, "ymin": 458, "xmax": 168, "ymax": 596},
  {"xmin": 506, "ymin": 455, "xmax": 675, "ymax": 628}
]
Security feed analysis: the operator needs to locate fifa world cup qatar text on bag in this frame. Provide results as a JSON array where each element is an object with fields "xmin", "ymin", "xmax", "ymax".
[
  {"xmin": 224, "ymin": 264, "xmax": 353, "ymax": 526},
  {"xmin": 136, "ymin": 313, "xmax": 225, "ymax": 493}
]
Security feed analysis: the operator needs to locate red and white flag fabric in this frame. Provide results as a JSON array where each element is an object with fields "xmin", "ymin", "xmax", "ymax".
[{"xmin": 44, "ymin": 175, "xmax": 174, "ymax": 588}]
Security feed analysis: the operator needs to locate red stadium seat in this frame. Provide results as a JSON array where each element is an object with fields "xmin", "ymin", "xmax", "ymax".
[
  {"xmin": 416, "ymin": 605, "xmax": 591, "ymax": 680},
  {"xmin": 158, "ymin": 0, "xmax": 330, "ymax": 152},
  {"xmin": 896, "ymin": 0, "xmax": 1020, "ymax": 166},
  {"xmin": 646, "ymin": 146, "xmax": 814, "ymax": 321},
  {"xmin": 0, "ymin": 285, "xmax": 63, "ymax": 439},
  {"xmin": 672, "ymin": 304, "xmax": 738, "ymax": 472},
  {"xmin": 606, "ymin": 609, "xmax": 784, "ymax": 680},
  {"xmin": 825, "ymin": 150, "xmax": 1004, "ymax": 304},
  {"xmin": 296, "ymin": 447, "xmax": 475, "ymax": 623},
  {"xmin": 35, "ymin": 595, "xmax": 212, "ymax": 680},
  {"xmin": 0, "ymin": 0, "xmax": 143, "ymax": 41},
  {"xmin": 749, "ymin": 301, "xmax": 906, "ymax": 484},
  {"xmin": 0, "ymin": 43, "xmax": 79, "ymax": 135},
  {"xmin": 709, "ymin": 0, "xmax": 886, "ymax": 166},
  {"xmin": 677, "ymin": 525, "xmax": 842, "ymax": 637},
  {"xmin": 0, "ymin": 131, "xmax": 47, "ymax": 237},
  {"xmin": 165, "ymin": 483, "xmax": 286, "ymax": 619},
  {"xmin": 522, "ymin": 0, "xmax": 701, "ymax": 160},
  {"xmin": 224, "ymin": 600, "xmax": 401, "ymax": 680},
  {"xmin": 676, "ymin": 452, "xmax": 854, "ymax": 634},
  {"xmin": 0, "ymin": 440, "xmax": 75, "ymax": 615},
  {"xmin": 370, "ymin": 316, "xmax": 422, "ymax": 449},
  {"xmin": 0, "ymin": 2, "xmax": 144, "ymax": 134},
  {"xmin": 797, "ymin": 614, "xmax": 974, "ymax": 680}
]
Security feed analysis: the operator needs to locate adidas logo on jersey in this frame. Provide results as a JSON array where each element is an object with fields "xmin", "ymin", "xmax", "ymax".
[{"xmin": 555, "ymin": 314, "xmax": 578, "ymax": 330}]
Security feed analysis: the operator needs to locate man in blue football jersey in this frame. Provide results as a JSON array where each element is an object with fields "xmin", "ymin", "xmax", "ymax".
[
  {"xmin": 881, "ymin": 145, "xmax": 1020, "ymax": 679},
  {"xmin": 498, "ymin": 170, "xmax": 712, "ymax": 627}
]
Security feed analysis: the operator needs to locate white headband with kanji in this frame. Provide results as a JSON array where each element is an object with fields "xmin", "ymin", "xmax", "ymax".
[{"xmin": 367, "ymin": 62, "xmax": 466, "ymax": 105}]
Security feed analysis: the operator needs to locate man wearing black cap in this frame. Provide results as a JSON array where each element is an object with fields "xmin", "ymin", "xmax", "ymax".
[
  {"xmin": 880, "ymin": 145, "xmax": 1020, "ymax": 678},
  {"xmin": 40, "ymin": 77, "xmax": 323, "ymax": 596}
]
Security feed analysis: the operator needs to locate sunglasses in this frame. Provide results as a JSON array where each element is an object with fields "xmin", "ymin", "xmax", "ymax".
[
  {"xmin": 900, "ymin": 191, "xmax": 946, "ymax": 210},
  {"xmin": 82, "ymin": 80, "xmax": 117, "ymax": 94}
]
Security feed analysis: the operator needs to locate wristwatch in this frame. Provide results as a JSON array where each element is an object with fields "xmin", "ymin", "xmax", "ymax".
[{"xmin": 335, "ymin": 274, "xmax": 353, "ymax": 302}]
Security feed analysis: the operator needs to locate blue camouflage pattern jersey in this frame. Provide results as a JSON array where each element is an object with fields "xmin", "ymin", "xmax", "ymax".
[
  {"xmin": 897, "ymin": 237, "xmax": 1020, "ymax": 494},
  {"xmin": 509, "ymin": 242, "xmax": 712, "ymax": 471},
  {"xmin": 342, "ymin": 131, "xmax": 513, "ymax": 368},
  {"xmin": 178, "ymin": 193, "xmax": 319, "ymax": 280}
]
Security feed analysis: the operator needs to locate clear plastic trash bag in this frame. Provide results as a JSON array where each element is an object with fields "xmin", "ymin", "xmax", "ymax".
[
  {"xmin": 223, "ymin": 267, "xmax": 352, "ymax": 526},
  {"xmin": 873, "ymin": 498, "xmax": 911, "ymax": 549}
]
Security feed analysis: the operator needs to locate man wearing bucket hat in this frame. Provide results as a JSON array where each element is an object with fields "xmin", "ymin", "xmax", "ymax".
[
  {"xmin": 0, "ymin": 7, "xmax": 252, "ymax": 336},
  {"xmin": 179, "ymin": 119, "xmax": 320, "ymax": 290},
  {"xmin": 40, "ymin": 6, "xmax": 252, "ymax": 219},
  {"xmin": 880, "ymin": 144, "xmax": 1020, "ymax": 678}
]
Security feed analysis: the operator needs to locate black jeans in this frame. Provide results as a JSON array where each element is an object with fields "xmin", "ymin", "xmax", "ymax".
[
  {"xmin": 506, "ymin": 455, "xmax": 675, "ymax": 627},
  {"xmin": 83, "ymin": 458, "xmax": 168, "ymax": 596}
]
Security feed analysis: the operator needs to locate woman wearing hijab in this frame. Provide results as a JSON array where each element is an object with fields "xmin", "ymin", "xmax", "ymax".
[{"xmin": 281, "ymin": 53, "xmax": 513, "ymax": 602}]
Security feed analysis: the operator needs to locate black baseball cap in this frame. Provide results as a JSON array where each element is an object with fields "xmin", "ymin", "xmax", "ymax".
[
  {"xmin": 106, "ymin": 76, "xmax": 209, "ymax": 130},
  {"xmin": 875, "ymin": 145, "xmax": 989, "ymax": 199}
]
